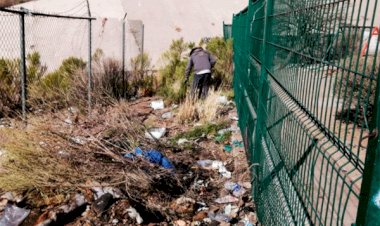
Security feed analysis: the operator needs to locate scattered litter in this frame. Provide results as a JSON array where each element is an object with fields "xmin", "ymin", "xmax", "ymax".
[
  {"xmin": 150, "ymin": 100, "xmax": 165, "ymax": 110},
  {"xmin": 1, "ymin": 192, "xmax": 24, "ymax": 203},
  {"xmin": 177, "ymin": 138, "xmax": 189, "ymax": 145},
  {"xmin": 197, "ymin": 160, "xmax": 231, "ymax": 178},
  {"xmin": 229, "ymin": 115, "xmax": 239, "ymax": 121},
  {"xmin": 58, "ymin": 150, "xmax": 70, "ymax": 158},
  {"xmin": 224, "ymin": 145, "xmax": 233, "ymax": 153},
  {"xmin": 92, "ymin": 193, "xmax": 113, "ymax": 214},
  {"xmin": 0, "ymin": 149, "xmax": 4, "ymax": 157},
  {"xmin": 162, "ymin": 112, "xmax": 173, "ymax": 119},
  {"xmin": 125, "ymin": 147, "xmax": 175, "ymax": 169},
  {"xmin": 214, "ymin": 195, "xmax": 239, "ymax": 204},
  {"xmin": 218, "ymin": 127, "xmax": 238, "ymax": 135},
  {"xmin": 242, "ymin": 212, "xmax": 258, "ymax": 226},
  {"xmin": 233, "ymin": 140, "xmax": 244, "ymax": 148},
  {"xmin": 225, "ymin": 182, "xmax": 246, "ymax": 197},
  {"xmin": 70, "ymin": 136, "xmax": 86, "ymax": 145},
  {"xmin": 0, "ymin": 205, "xmax": 30, "ymax": 226},
  {"xmin": 145, "ymin": 127, "xmax": 166, "ymax": 140},
  {"xmin": 171, "ymin": 104, "xmax": 179, "ymax": 109},
  {"xmin": 68, "ymin": 106, "xmax": 79, "ymax": 114},
  {"xmin": 126, "ymin": 207, "xmax": 143, "ymax": 224},
  {"xmin": 112, "ymin": 219, "xmax": 119, "ymax": 225},
  {"xmin": 224, "ymin": 204, "xmax": 239, "ymax": 217},
  {"xmin": 92, "ymin": 187, "xmax": 123, "ymax": 199},
  {"xmin": 64, "ymin": 118, "xmax": 73, "ymax": 125},
  {"xmin": 217, "ymin": 96, "xmax": 228, "ymax": 105},
  {"xmin": 208, "ymin": 211, "xmax": 231, "ymax": 222},
  {"xmin": 241, "ymin": 182, "xmax": 252, "ymax": 189}
]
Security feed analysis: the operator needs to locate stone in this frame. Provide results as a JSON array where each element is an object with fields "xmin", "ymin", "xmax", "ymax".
[
  {"xmin": 193, "ymin": 211, "xmax": 208, "ymax": 221},
  {"xmin": 175, "ymin": 220, "xmax": 187, "ymax": 226}
]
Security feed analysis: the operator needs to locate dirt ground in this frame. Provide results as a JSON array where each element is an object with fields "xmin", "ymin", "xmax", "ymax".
[{"xmin": 0, "ymin": 97, "xmax": 257, "ymax": 225}]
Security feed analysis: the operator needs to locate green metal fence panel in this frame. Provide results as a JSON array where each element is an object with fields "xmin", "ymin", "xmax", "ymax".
[
  {"xmin": 229, "ymin": 0, "xmax": 380, "ymax": 225},
  {"xmin": 223, "ymin": 21, "xmax": 232, "ymax": 40}
]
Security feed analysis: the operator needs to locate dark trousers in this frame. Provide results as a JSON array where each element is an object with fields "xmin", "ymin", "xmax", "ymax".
[{"xmin": 191, "ymin": 73, "xmax": 211, "ymax": 100}]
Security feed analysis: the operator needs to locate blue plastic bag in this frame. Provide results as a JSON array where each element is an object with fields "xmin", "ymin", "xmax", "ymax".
[{"xmin": 124, "ymin": 147, "xmax": 175, "ymax": 170}]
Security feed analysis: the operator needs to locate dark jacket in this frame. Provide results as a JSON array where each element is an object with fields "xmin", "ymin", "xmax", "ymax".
[{"xmin": 185, "ymin": 47, "xmax": 217, "ymax": 79}]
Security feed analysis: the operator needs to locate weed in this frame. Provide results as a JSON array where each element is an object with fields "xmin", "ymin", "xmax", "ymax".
[{"xmin": 173, "ymin": 121, "xmax": 228, "ymax": 141}]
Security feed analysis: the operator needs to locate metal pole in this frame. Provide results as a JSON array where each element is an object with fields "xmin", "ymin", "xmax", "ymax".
[
  {"xmin": 122, "ymin": 12, "xmax": 127, "ymax": 98},
  {"xmin": 86, "ymin": 0, "xmax": 92, "ymax": 114},
  {"xmin": 141, "ymin": 23, "xmax": 144, "ymax": 74},
  {"xmin": 19, "ymin": 12, "xmax": 27, "ymax": 121},
  {"xmin": 356, "ymin": 72, "xmax": 380, "ymax": 225}
]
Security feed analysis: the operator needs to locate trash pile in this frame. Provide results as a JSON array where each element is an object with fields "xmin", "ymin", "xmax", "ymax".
[{"xmin": 0, "ymin": 97, "xmax": 257, "ymax": 225}]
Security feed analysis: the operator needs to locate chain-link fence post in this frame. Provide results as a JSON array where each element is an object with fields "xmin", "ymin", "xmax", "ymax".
[
  {"xmin": 86, "ymin": 0, "xmax": 92, "ymax": 114},
  {"xmin": 19, "ymin": 11, "xmax": 27, "ymax": 121},
  {"xmin": 141, "ymin": 23, "xmax": 144, "ymax": 73},
  {"xmin": 122, "ymin": 12, "xmax": 127, "ymax": 98}
]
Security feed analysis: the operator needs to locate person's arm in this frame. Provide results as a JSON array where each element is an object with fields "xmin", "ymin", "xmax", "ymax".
[{"xmin": 185, "ymin": 57, "xmax": 194, "ymax": 82}]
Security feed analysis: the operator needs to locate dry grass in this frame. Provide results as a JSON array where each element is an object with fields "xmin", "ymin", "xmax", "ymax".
[
  {"xmin": 0, "ymin": 128, "xmax": 82, "ymax": 192},
  {"xmin": 176, "ymin": 97, "xmax": 198, "ymax": 123},
  {"xmin": 177, "ymin": 90, "xmax": 224, "ymax": 124}
]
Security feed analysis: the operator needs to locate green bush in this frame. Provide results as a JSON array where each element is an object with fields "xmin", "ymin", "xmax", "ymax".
[
  {"xmin": 158, "ymin": 38, "xmax": 193, "ymax": 103},
  {"xmin": 202, "ymin": 37, "xmax": 233, "ymax": 89},
  {"xmin": 29, "ymin": 57, "xmax": 86, "ymax": 109},
  {"xmin": 0, "ymin": 58, "xmax": 21, "ymax": 117},
  {"xmin": 129, "ymin": 53, "xmax": 156, "ymax": 97}
]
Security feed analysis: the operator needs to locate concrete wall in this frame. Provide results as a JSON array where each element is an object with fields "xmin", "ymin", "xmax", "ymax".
[
  {"xmin": 0, "ymin": 0, "xmax": 141, "ymax": 72},
  {"xmin": 121, "ymin": 0, "xmax": 247, "ymax": 66}
]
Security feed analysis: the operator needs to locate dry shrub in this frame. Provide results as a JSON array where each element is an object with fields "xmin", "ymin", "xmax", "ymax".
[
  {"xmin": 177, "ymin": 90, "xmax": 224, "ymax": 123},
  {"xmin": 197, "ymin": 90, "xmax": 223, "ymax": 123},
  {"xmin": 0, "ymin": 128, "xmax": 82, "ymax": 192},
  {"xmin": 335, "ymin": 54, "xmax": 380, "ymax": 124},
  {"xmin": 176, "ymin": 97, "xmax": 198, "ymax": 123}
]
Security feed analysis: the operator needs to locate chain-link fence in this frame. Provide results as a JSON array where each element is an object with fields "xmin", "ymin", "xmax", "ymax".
[
  {"xmin": 0, "ymin": 3, "xmax": 142, "ymax": 118},
  {"xmin": 229, "ymin": 0, "xmax": 380, "ymax": 225}
]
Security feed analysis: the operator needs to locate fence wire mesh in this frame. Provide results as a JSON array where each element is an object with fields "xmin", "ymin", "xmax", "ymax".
[
  {"xmin": 0, "ymin": 2, "xmax": 142, "ymax": 117},
  {"xmin": 230, "ymin": 0, "xmax": 380, "ymax": 225}
]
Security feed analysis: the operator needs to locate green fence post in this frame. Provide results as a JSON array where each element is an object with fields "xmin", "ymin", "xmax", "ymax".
[
  {"xmin": 356, "ymin": 70, "xmax": 380, "ymax": 226},
  {"xmin": 252, "ymin": 0, "xmax": 274, "ymax": 194}
]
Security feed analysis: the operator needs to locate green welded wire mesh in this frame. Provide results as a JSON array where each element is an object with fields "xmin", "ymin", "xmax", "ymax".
[
  {"xmin": 229, "ymin": 0, "xmax": 380, "ymax": 225},
  {"xmin": 223, "ymin": 22, "xmax": 232, "ymax": 40}
]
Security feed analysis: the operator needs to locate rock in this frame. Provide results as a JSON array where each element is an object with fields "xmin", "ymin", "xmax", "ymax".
[
  {"xmin": 175, "ymin": 220, "xmax": 187, "ymax": 226},
  {"xmin": 162, "ymin": 112, "xmax": 173, "ymax": 119},
  {"xmin": 171, "ymin": 197, "xmax": 196, "ymax": 215},
  {"xmin": 193, "ymin": 211, "xmax": 208, "ymax": 221},
  {"xmin": 92, "ymin": 193, "xmax": 113, "ymax": 214},
  {"xmin": 220, "ymin": 222, "xmax": 231, "ymax": 226},
  {"xmin": 177, "ymin": 138, "xmax": 189, "ymax": 145},
  {"xmin": 241, "ymin": 182, "xmax": 252, "ymax": 189}
]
